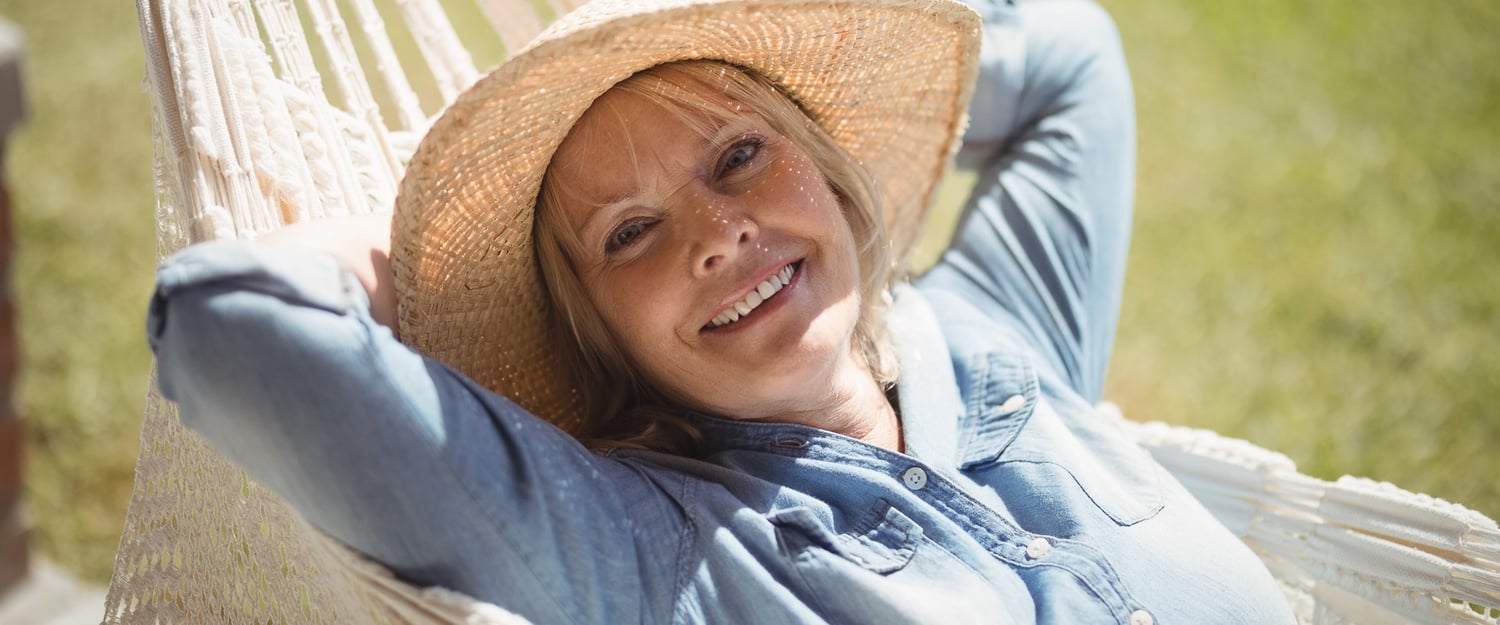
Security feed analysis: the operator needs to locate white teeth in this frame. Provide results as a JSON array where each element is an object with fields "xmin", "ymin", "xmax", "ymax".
[{"xmin": 708, "ymin": 263, "xmax": 798, "ymax": 328}]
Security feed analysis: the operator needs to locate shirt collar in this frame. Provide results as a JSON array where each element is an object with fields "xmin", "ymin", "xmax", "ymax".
[{"xmin": 887, "ymin": 284, "xmax": 968, "ymax": 467}]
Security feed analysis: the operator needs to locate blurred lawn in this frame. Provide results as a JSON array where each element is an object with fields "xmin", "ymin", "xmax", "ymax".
[{"xmin": 3, "ymin": 0, "xmax": 1497, "ymax": 584}]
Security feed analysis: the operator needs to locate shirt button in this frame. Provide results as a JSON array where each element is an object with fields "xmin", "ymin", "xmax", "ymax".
[
  {"xmin": 901, "ymin": 467, "xmax": 928, "ymax": 490},
  {"xmin": 998, "ymin": 393, "xmax": 1025, "ymax": 414},
  {"xmin": 1024, "ymin": 537, "xmax": 1051, "ymax": 560},
  {"xmin": 1129, "ymin": 609, "xmax": 1154, "ymax": 625}
]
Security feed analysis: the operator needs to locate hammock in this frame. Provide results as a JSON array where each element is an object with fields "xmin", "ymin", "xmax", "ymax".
[{"xmin": 109, "ymin": 0, "xmax": 1500, "ymax": 623}]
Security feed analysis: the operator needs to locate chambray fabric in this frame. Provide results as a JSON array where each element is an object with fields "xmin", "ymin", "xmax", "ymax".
[{"xmin": 147, "ymin": 1, "xmax": 1297, "ymax": 623}]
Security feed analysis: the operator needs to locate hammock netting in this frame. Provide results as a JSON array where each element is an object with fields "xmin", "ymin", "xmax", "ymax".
[{"xmin": 107, "ymin": 0, "xmax": 1500, "ymax": 623}]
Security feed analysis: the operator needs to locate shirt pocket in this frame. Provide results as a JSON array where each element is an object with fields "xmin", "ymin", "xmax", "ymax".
[
  {"xmin": 959, "ymin": 351, "xmax": 1165, "ymax": 527},
  {"xmin": 768, "ymin": 503, "xmax": 1015, "ymax": 623},
  {"xmin": 1001, "ymin": 400, "xmax": 1167, "ymax": 527},
  {"xmin": 768, "ymin": 502, "xmax": 919, "ymax": 574}
]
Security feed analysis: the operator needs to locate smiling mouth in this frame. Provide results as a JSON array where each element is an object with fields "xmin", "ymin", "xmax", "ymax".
[{"xmin": 705, "ymin": 262, "xmax": 799, "ymax": 330}]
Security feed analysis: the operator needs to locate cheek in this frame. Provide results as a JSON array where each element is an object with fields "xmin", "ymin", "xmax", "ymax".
[
  {"xmin": 584, "ymin": 272, "xmax": 703, "ymax": 393},
  {"xmin": 753, "ymin": 160, "xmax": 843, "ymax": 225},
  {"xmin": 584, "ymin": 266, "xmax": 683, "ymax": 347}
]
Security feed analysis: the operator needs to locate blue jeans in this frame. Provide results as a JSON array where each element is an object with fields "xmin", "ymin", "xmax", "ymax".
[{"xmin": 148, "ymin": 1, "xmax": 1294, "ymax": 623}]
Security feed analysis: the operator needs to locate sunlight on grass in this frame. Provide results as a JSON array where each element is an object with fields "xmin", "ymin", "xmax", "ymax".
[
  {"xmin": 1, "ymin": 0, "xmax": 156, "ymax": 580},
  {"xmin": 3, "ymin": 0, "xmax": 1496, "ymax": 583},
  {"xmin": 1100, "ymin": 0, "xmax": 1500, "ymax": 510}
]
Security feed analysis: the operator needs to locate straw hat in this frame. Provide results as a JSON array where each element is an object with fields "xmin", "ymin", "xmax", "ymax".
[{"xmin": 391, "ymin": 0, "xmax": 981, "ymax": 432}]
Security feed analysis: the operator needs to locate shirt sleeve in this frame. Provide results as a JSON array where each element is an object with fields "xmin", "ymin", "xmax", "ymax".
[
  {"xmin": 923, "ymin": 0, "xmax": 1136, "ymax": 402},
  {"xmin": 147, "ymin": 239, "xmax": 683, "ymax": 624}
]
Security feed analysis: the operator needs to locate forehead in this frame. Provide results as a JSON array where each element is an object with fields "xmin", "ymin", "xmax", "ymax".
[{"xmin": 549, "ymin": 76, "xmax": 756, "ymax": 203}]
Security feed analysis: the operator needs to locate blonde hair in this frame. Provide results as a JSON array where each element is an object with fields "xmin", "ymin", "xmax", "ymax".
[{"xmin": 535, "ymin": 61, "xmax": 898, "ymax": 453}]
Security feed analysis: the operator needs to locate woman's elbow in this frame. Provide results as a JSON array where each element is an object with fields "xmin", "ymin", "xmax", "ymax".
[{"xmin": 146, "ymin": 241, "xmax": 366, "ymax": 419}]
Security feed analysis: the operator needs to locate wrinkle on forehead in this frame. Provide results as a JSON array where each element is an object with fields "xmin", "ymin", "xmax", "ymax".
[
  {"xmin": 550, "ymin": 83, "xmax": 759, "ymax": 221},
  {"xmin": 550, "ymin": 95, "xmax": 641, "ymax": 210}
]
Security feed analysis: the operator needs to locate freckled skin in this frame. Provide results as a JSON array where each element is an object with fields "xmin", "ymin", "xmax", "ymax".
[{"xmin": 548, "ymin": 83, "xmax": 878, "ymax": 429}]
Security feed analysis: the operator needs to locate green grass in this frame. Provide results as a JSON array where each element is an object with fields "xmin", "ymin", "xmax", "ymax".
[
  {"xmin": 1101, "ymin": 0, "xmax": 1500, "ymax": 512},
  {"xmin": 1, "ymin": 0, "xmax": 156, "ymax": 581},
  {"xmin": 4, "ymin": 0, "xmax": 1497, "ymax": 584}
]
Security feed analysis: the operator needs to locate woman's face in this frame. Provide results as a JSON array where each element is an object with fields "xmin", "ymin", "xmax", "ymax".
[{"xmin": 547, "ymin": 80, "xmax": 864, "ymax": 421}]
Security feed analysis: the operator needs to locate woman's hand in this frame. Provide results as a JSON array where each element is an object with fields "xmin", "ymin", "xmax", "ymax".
[{"xmin": 259, "ymin": 214, "xmax": 399, "ymax": 336}]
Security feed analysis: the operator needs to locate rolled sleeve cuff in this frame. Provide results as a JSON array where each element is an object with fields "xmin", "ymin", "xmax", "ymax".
[{"xmin": 148, "ymin": 240, "xmax": 359, "ymax": 350}]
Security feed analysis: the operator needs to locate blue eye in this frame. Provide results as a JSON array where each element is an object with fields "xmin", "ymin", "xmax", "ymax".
[
  {"xmin": 719, "ymin": 137, "xmax": 764, "ymax": 175},
  {"xmin": 724, "ymin": 146, "xmax": 753, "ymax": 169},
  {"xmin": 607, "ymin": 221, "xmax": 649, "ymax": 252}
]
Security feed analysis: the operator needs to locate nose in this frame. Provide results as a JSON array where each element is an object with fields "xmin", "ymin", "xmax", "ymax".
[{"xmin": 682, "ymin": 194, "xmax": 758, "ymax": 278}]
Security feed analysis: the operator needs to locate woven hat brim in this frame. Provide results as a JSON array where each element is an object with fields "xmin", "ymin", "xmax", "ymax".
[{"xmin": 392, "ymin": 0, "xmax": 982, "ymax": 430}]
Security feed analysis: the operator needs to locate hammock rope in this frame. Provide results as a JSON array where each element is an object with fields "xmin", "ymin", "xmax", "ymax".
[{"xmin": 110, "ymin": 0, "xmax": 1500, "ymax": 622}]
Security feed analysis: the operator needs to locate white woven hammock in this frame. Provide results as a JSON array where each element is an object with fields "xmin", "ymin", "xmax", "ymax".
[{"xmin": 110, "ymin": 0, "xmax": 1500, "ymax": 623}]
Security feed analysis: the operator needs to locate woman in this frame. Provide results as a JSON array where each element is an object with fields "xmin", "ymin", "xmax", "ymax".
[{"xmin": 148, "ymin": 0, "xmax": 1297, "ymax": 622}]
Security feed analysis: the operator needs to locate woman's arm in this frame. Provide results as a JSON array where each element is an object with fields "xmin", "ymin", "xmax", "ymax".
[
  {"xmin": 256, "ymin": 214, "xmax": 399, "ymax": 334},
  {"xmin": 923, "ymin": 0, "xmax": 1135, "ymax": 402},
  {"xmin": 147, "ymin": 237, "xmax": 682, "ymax": 623}
]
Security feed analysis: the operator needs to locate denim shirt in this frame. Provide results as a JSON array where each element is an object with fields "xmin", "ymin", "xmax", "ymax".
[{"xmin": 148, "ymin": 1, "xmax": 1296, "ymax": 623}]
